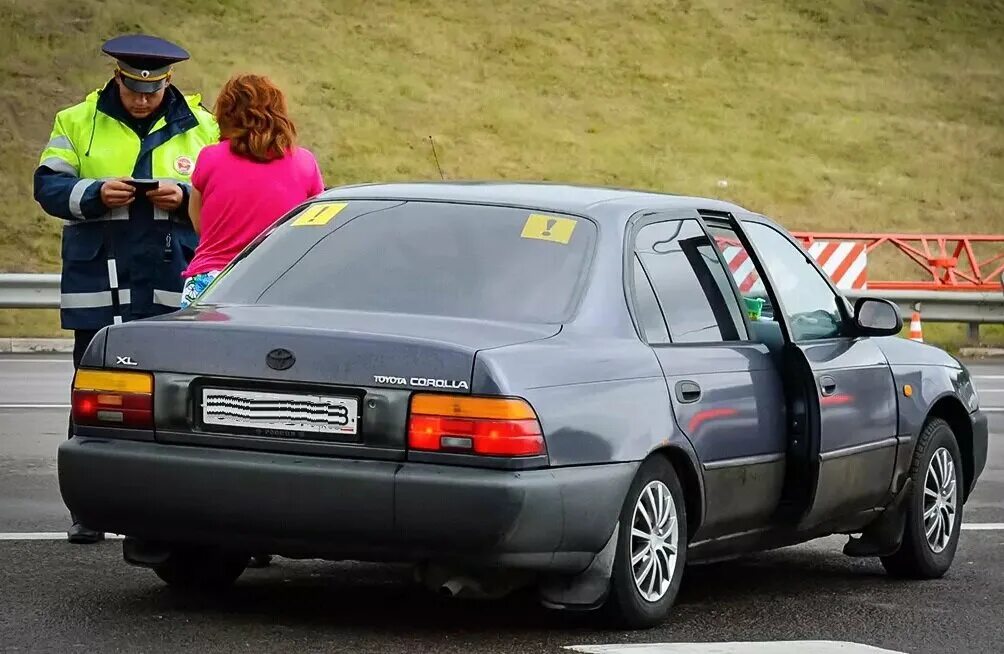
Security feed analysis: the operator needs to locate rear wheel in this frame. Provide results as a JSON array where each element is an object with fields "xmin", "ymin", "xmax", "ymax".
[
  {"xmin": 881, "ymin": 418, "xmax": 963, "ymax": 579},
  {"xmin": 153, "ymin": 547, "xmax": 249, "ymax": 590},
  {"xmin": 604, "ymin": 456, "xmax": 687, "ymax": 629}
]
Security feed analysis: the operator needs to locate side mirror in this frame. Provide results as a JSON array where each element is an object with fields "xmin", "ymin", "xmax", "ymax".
[{"xmin": 854, "ymin": 297, "xmax": 903, "ymax": 336}]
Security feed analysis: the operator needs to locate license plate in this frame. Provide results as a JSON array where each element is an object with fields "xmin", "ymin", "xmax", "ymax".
[{"xmin": 201, "ymin": 388, "xmax": 359, "ymax": 436}]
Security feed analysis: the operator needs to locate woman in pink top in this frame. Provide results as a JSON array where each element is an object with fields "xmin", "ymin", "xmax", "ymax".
[{"xmin": 181, "ymin": 74, "xmax": 324, "ymax": 307}]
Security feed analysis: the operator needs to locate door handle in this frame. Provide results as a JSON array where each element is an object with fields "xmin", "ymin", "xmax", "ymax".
[
  {"xmin": 675, "ymin": 380, "xmax": 702, "ymax": 403},
  {"xmin": 819, "ymin": 375, "xmax": 837, "ymax": 397}
]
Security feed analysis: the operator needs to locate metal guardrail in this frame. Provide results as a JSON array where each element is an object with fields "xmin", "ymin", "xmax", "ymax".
[
  {"xmin": 1, "ymin": 273, "xmax": 1003, "ymax": 334},
  {"xmin": 842, "ymin": 289, "xmax": 1004, "ymax": 325},
  {"xmin": 0, "ymin": 273, "xmax": 1002, "ymax": 318},
  {"xmin": 0, "ymin": 274, "xmax": 60, "ymax": 309}
]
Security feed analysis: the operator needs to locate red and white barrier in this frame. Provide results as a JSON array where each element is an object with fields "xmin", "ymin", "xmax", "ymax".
[
  {"xmin": 804, "ymin": 241, "xmax": 868, "ymax": 290},
  {"xmin": 793, "ymin": 232, "xmax": 1004, "ymax": 291},
  {"xmin": 720, "ymin": 240, "xmax": 867, "ymax": 292}
]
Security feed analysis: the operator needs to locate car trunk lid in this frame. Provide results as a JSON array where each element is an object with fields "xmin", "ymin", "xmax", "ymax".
[{"xmin": 102, "ymin": 305, "xmax": 558, "ymax": 456}]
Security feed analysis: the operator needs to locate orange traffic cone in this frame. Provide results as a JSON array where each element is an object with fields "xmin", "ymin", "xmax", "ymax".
[{"xmin": 909, "ymin": 310, "xmax": 923, "ymax": 342}]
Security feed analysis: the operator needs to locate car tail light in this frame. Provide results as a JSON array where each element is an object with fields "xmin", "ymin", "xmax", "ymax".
[
  {"xmin": 72, "ymin": 369, "xmax": 153, "ymax": 429},
  {"xmin": 408, "ymin": 394, "xmax": 546, "ymax": 457}
]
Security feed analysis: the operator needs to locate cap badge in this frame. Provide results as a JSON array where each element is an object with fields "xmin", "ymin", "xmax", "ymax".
[{"xmin": 140, "ymin": 70, "xmax": 151, "ymax": 79}]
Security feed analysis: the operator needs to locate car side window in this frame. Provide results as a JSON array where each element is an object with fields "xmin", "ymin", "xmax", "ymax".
[
  {"xmin": 706, "ymin": 224, "xmax": 777, "ymax": 322},
  {"xmin": 742, "ymin": 222, "xmax": 846, "ymax": 341},
  {"xmin": 633, "ymin": 219, "xmax": 745, "ymax": 343},
  {"xmin": 631, "ymin": 255, "xmax": 671, "ymax": 344}
]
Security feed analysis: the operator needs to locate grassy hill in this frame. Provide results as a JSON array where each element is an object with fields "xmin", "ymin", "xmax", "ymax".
[{"xmin": 2, "ymin": 0, "xmax": 1003, "ymax": 337}]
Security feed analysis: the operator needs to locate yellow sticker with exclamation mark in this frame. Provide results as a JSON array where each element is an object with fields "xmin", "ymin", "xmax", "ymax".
[
  {"xmin": 290, "ymin": 202, "xmax": 348, "ymax": 227},
  {"xmin": 520, "ymin": 214, "xmax": 577, "ymax": 245}
]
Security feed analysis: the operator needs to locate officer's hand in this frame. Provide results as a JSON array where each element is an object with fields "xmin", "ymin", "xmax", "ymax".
[
  {"xmin": 147, "ymin": 182, "xmax": 183, "ymax": 211},
  {"xmin": 100, "ymin": 179, "xmax": 135, "ymax": 208}
]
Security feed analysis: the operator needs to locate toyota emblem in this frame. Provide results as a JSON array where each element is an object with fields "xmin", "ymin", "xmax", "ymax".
[{"xmin": 266, "ymin": 348, "xmax": 295, "ymax": 371}]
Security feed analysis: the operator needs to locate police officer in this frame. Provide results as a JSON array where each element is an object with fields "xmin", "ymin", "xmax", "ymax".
[{"xmin": 33, "ymin": 35, "xmax": 218, "ymax": 544}]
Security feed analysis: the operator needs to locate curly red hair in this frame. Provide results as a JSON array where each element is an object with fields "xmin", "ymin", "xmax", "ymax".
[{"xmin": 214, "ymin": 74, "xmax": 297, "ymax": 162}]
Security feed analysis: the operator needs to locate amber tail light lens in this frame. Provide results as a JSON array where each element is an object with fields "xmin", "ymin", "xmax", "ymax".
[
  {"xmin": 408, "ymin": 394, "xmax": 546, "ymax": 457},
  {"xmin": 72, "ymin": 369, "xmax": 153, "ymax": 429}
]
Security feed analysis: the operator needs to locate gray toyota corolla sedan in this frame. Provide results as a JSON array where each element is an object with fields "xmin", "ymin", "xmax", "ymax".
[{"xmin": 61, "ymin": 183, "xmax": 989, "ymax": 628}]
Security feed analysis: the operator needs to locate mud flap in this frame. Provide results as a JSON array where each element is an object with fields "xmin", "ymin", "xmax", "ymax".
[
  {"xmin": 538, "ymin": 524, "xmax": 618, "ymax": 610},
  {"xmin": 843, "ymin": 478, "xmax": 914, "ymax": 558}
]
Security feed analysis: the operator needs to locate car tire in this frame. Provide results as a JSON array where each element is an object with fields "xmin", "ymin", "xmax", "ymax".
[
  {"xmin": 603, "ymin": 456, "xmax": 688, "ymax": 629},
  {"xmin": 881, "ymin": 417, "xmax": 964, "ymax": 579},
  {"xmin": 153, "ymin": 547, "xmax": 249, "ymax": 590}
]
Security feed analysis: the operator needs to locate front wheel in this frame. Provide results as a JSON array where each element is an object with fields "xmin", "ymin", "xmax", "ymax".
[
  {"xmin": 881, "ymin": 418, "xmax": 963, "ymax": 579},
  {"xmin": 604, "ymin": 456, "xmax": 688, "ymax": 629},
  {"xmin": 153, "ymin": 547, "xmax": 249, "ymax": 590}
]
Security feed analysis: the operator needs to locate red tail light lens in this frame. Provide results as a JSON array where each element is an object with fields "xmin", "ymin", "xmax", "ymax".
[
  {"xmin": 408, "ymin": 394, "xmax": 545, "ymax": 457},
  {"xmin": 72, "ymin": 369, "xmax": 154, "ymax": 429}
]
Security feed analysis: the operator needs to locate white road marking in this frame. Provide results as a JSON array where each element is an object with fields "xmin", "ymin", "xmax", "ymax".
[
  {"xmin": 0, "ymin": 404, "xmax": 71, "ymax": 410},
  {"xmin": 0, "ymin": 532, "xmax": 124, "ymax": 541},
  {"xmin": 962, "ymin": 523, "xmax": 1004, "ymax": 531},
  {"xmin": 566, "ymin": 642, "xmax": 905, "ymax": 654},
  {"xmin": 0, "ymin": 358, "xmax": 72, "ymax": 364},
  {"xmin": 978, "ymin": 408, "xmax": 1004, "ymax": 412},
  {"xmin": 974, "ymin": 375, "xmax": 1004, "ymax": 380}
]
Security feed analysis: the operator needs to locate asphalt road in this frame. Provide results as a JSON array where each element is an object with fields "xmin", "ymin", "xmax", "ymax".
[{"xmin": 0, "ymin": 354, "xmax": 1001, "ymax": 653}]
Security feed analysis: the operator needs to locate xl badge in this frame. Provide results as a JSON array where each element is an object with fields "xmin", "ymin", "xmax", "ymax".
[
  {"xmin": 266, "ymin": 348, "xmax": 295, "ymax": 371},
  {"xmin": 116, "ymin": 356, "xmax": 138, "ymax": 367}
]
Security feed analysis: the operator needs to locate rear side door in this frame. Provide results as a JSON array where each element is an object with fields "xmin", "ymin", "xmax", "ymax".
[
  {"xmin": 627, "ymin": 212, "xmax": 787, "ymax": 542},
  {"xmin": 706, "ymin": 216, "xmax": 899, "ymax": 528}
]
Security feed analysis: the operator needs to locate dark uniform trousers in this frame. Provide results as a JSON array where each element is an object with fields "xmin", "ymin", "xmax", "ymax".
[
  {"xmin": 73, "ymin": 329, "xmax": 100, "ymax": 370},
  {"xmin": 68, "ymin": 329, "xmax": 99, "ymax": 446}
]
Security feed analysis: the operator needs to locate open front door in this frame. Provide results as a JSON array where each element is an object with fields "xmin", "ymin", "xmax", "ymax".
[
  {"xmin": 777, "ymin": 341, "xmax": 822, "ymax": 520},
  {"xmin": 705, "ymin": 213, "xmax": 899, "ymax": 527},
  {"xmin": 786, "ymin": 338, "xmax": 899, "ymax": 527}
]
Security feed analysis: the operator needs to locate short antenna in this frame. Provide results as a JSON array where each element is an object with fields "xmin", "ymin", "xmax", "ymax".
[{"xmin": 428, "ymin": 135, "xmax": 445, "ymax": 180}]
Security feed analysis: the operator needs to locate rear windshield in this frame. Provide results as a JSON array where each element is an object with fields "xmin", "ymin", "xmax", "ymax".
[{"xmin": 198, "ymin": 200, "xmax": 596, "ymax": 324}]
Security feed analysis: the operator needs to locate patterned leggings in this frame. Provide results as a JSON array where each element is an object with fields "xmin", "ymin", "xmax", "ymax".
[{"xmin": 180, "ymin": 270, "xmax": 221, "ymax": 309}]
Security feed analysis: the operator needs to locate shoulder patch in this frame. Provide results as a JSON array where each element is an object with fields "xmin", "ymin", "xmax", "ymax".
[{"xmin": 174, "ymin": 155, "xmax": 195, "ymax": 175}]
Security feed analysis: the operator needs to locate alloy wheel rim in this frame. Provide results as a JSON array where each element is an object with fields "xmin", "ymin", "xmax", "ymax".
[
  {"xmin": 923, "ymin": 447, "xmax": 958, "ymax": 553},
  {"xmin": 630, "ymin": 480, "xmax": 679, "ymax": 602}
]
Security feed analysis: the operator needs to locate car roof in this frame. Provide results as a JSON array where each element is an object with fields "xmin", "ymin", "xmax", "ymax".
[{"xmin": 318, "ymin": 181, "xmax": 759, "ymax": 222}]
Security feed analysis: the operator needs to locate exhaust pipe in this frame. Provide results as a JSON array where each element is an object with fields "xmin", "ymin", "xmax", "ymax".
[
  {"xmin": 418, "ymin": 563, "xmax": 531, "ymax": 600},
  {"xmin": 439, "ymin": 578, "xmax": 468, "ymax": 598}
]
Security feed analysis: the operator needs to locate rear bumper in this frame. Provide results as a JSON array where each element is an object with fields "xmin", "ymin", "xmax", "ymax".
[
  {"xmin": 58, "ymin": 437, "xmax": 637, "ymax": 573},
  {"xmin": 969, "ymin": 409, "xmax": 989, "ymax": 499}
]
